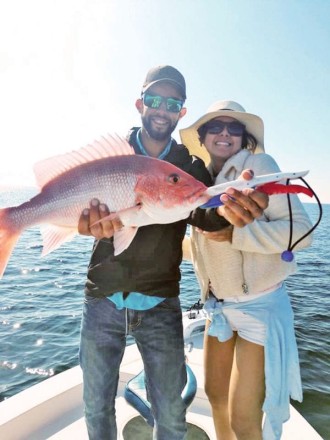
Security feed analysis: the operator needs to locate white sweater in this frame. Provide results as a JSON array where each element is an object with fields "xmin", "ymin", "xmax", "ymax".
[{"xmin": 190, "ymin": 150, "xmax": 313, "ymax": 301}]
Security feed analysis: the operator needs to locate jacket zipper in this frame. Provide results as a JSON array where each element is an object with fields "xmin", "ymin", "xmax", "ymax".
[{"xmin": 241, "ymin": 251, "xmax": 249, "ymax": 295}]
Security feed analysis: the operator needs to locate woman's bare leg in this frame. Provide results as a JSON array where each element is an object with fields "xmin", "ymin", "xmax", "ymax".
[
  {"xmin": 204, "ymin": 320, "xmax": 237, "ymax": 440},
  {"xmin": 229, "ymin": 336, "xmax": 265, "ymax": 440}
]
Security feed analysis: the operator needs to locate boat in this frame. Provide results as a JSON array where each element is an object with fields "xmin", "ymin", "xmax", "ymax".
[{"xmin": 0, "ymin": 303, "xmax": 323, "ymax": 439}]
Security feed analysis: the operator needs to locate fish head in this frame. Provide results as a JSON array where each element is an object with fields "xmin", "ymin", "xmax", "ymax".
[{"xmin": 135, "ymin": 160, "xmax": 209, "ymax": 211}]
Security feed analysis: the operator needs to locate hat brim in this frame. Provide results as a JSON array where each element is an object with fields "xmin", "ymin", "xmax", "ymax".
[{"xmin": 180, "ymin": 110, "xmax": 264, "ymax": 165}]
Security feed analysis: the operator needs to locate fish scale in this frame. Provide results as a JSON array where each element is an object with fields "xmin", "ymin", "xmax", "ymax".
[{"xmin": 8, "ymin": 160, "xmax": 140, "ymax": 229}]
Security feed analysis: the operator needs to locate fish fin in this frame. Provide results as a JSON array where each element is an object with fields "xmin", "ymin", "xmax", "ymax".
[
  {"xmin": 91, "ymin": 205, "xmax": 145, "ymax": 228},
  {"xmin": 113, "ymin": 227, "xmax": 139, "ymax": 256},
  {"xmin": 90, "ymin": 204, "xmax": 141, "ymax": 227},
  {"xmin": 0, "ymin": 209, "xmax": 21, "ymax": 278},
  {"xmin": 40, "ymin": 225, "xmax": 77, "ymax": 256},
  {"xmin": 33, "ymin": 133, "xmax": 134, "ymax": 189},
  {"xmin": 89, "ymin": 206, "xmax": 141, "ymax": 255},
  {"xmin": 90, "ymin": 212, "xmax": 120, "ymax": 226}
]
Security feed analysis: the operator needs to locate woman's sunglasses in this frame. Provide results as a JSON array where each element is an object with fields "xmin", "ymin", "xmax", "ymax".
[
  {"xmin": 142, "ymin": 93, "xmax": 184, "ymax": 113},
  {"xmin": 205, "ymin": 121, "xmax": 245, "ymax": 137}
]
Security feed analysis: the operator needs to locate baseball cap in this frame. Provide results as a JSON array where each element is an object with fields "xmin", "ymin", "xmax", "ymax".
[{"xmin": 141, "ymin": 65, "xmax": 186, "ymax": 99}]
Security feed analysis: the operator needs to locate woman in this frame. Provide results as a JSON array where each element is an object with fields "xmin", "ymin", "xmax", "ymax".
[{"xmin": 180, "ymin": 101, "xmax": 313, "ymax": 440}]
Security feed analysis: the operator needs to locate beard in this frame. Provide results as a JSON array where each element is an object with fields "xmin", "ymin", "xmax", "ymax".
[{"xmin": 141, "ymin": 114, "xmax": 179, "ymax": 142}]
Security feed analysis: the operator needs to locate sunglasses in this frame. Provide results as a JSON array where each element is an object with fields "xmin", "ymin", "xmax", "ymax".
[
  {"xmin": 205, "ymin": 121, "xmax": 245, "ymax": 136},
  {"xmin": 142, "ymin": 93, "xmax": 184, "ymax": 113}
]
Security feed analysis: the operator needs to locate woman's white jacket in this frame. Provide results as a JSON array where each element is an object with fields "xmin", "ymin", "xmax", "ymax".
[{"xmin": 189, "ymin": 150, "xmax": 313, "ymax": 301}]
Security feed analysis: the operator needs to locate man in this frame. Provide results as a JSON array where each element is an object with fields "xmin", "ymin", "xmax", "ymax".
[{"xmin": 78, "ymin": 65, "xmax": 267, "ymax": 439}]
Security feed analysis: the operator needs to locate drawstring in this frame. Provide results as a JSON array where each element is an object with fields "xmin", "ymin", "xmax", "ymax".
[{"xmin": 281, "ymin": 177, "xmax": 323, "ymax": 262}]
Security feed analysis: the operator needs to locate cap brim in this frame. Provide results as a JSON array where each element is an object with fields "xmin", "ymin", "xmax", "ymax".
[{"xmin": 180, "ymin": 110, "xmax": 264, "ymax": 165}]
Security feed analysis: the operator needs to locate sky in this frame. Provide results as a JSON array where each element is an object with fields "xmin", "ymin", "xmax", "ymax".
[{"xmin": 0, "ymin": 0, "xmax": 329, "ymax": 203}]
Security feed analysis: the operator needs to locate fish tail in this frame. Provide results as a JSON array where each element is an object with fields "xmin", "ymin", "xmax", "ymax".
[{"xmin": 0, "ymin": 209, "xmax": 21, "ymax": 279}]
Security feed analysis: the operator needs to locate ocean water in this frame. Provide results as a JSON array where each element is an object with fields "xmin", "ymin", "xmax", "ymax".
[{"xmin": 0, "ymin": 190, "xmax": 329, "ymax": 439}]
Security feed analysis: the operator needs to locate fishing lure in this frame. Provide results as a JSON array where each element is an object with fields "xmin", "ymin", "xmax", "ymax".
[{"xmin": 202, "ymin": 170, "xmax": 311, "ymax": 205}]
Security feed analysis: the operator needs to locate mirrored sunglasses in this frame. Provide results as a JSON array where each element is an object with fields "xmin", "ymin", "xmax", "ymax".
[
  {"xmin": 205, "ymin": 121, "xmax": 245, "ymax": 136},
  {"xmin": 142, "ymin": 93, "xmax": 184, "ymax": 113}
]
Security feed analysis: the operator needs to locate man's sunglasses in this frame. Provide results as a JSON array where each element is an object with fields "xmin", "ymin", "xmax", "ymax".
[
  {"xmin": 142, "ymin": 93, "xmax": 184, "ymax": 113},
  {"xmin": 205, "ymin": 121, "xmax": 245, "ymax": 137}
]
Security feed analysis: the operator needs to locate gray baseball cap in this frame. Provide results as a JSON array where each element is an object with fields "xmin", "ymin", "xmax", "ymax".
[{"xmin": 141, "ymin": 65, "xmax": 186, "ymax": 99}]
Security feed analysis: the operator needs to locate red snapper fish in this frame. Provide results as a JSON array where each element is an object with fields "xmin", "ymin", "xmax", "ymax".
[{"xmin": 0, "ymin": 134, "xmax": 209, "ymax": 279}]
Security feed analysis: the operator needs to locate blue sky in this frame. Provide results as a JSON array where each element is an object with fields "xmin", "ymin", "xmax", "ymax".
[{"xmin": 0, "ymin": 0, "xmax": 329, "ymax": 203}]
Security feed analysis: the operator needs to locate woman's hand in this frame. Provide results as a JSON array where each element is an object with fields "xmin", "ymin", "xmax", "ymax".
[{"xmin": 216, "ymin": 169, "xmax": 269, "ymax": 227}]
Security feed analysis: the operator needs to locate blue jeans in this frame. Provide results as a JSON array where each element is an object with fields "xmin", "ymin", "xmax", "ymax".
[{"xmin": 79, "ymin": 295, "xmax": 187, "ymax": 440}]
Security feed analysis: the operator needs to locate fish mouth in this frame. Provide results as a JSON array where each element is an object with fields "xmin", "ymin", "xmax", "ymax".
[
  {"xmin": 156, "ymin": 186, "xmax": 209, "ymax": 208},
  {"xmin": 187, "ymin": 188, "xmax": 210, "ymax": 205}
]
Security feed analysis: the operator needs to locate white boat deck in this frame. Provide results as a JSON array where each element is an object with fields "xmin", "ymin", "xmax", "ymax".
[{"xmin": 0, "ymin": 316, "xmax": 324, "ymax": 439}]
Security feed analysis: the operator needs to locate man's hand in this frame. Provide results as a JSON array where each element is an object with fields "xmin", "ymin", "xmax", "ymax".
[
  {"xmin": 78, "ymin": 198, "xmax": 123, "ymax": 239},
  {"xmin": 216, "ymin": 169, "xmax": 269, "ymax": 227}
]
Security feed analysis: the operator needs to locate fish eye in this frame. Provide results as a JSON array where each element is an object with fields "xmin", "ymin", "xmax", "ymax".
[{"xmin": 168, "ymin": 173, "xmax": 181, "ymax": 184}]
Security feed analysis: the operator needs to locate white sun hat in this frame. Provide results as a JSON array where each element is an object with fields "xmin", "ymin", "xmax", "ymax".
[{"xmin": 180, "ymin": 100, "xmax": 264, "ymax": 164}]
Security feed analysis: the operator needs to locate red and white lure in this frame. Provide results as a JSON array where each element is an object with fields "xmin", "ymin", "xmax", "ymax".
[{"xmin": 203, "ymin": 170, "xmax": 311, "ymax": 202}]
